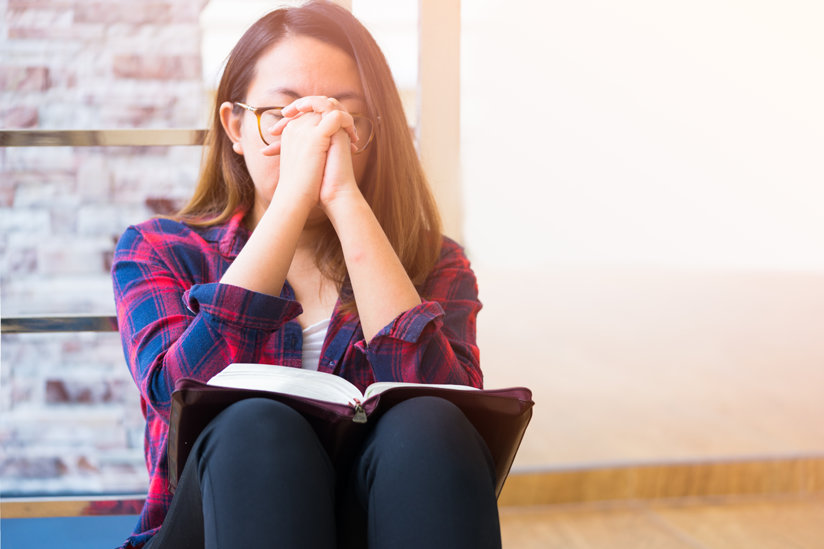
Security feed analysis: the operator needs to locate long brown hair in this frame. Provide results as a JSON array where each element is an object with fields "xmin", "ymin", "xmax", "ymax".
[{"xmin": 178, "ymin": 1, "xmax": 442, "ymax": 303}]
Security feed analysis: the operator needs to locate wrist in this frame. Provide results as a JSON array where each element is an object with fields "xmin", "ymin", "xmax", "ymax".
[
  {"xmin": 321, "ymin": 185, "xmax": 368, "ymax": 223},
  {"xmin": 271, "ymin": 178, "xmax": 319, "ymax": 211},
  {"xmin": 254, "ymin": 186, "xmax": 315, "ymax": 229}
]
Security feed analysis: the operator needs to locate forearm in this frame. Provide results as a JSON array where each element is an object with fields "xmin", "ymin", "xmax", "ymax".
[
  {"xmin": 220, "ymin": 190, "xmax": 314, "ymax": 297},
  {"xmin": 357, "ymin": 238, "xmax": 484, "ymax": 386},
  {"xmin": 325, "ymin": 192, "xmax": 421, "ymax": 341},
  {"xmin": 360, "ymin": 302, "xmax": 483, "ymax": 387},
  {"xmin": 112, "ymin": 207, "xmax": 308, "ymax": 420},
  {"xmin": 117, "ymin": 281, "xmax": 300, "ymax": 417}
]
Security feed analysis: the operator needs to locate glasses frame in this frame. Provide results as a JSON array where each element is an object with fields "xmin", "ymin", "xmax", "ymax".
[{"xmin": 234, "ymin": 101, "xmax": 377, "ymax": 154}]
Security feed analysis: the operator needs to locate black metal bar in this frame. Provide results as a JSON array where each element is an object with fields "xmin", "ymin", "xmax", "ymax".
[{"xmin": 1, "ymin": 315, "xmax": 119, "ymax": 334}]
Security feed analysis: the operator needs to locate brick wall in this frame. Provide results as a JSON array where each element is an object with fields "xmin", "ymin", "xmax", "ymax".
[{"xmin": 1, "ymin": 0, "xmax": 209, "ymax": 496}]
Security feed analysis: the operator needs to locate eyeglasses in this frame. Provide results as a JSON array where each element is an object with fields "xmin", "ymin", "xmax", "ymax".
[{"xmin": 234, "ymin": 102, "xmax": 376, "ymax": 154}]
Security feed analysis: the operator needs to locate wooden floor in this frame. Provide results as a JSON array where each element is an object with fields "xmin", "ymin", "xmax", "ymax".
[
  {"xmin": 3, "ymin": 497, "xmax": 821, "ymax": 549},
  {"xmin": 500, "ymin": 495, "xmax": 824, "ymax": 549}
]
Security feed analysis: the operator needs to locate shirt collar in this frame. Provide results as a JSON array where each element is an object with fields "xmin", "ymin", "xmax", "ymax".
[{"xmin": 199, "ymin": 210, "xmax": 250, "ymax": 259}]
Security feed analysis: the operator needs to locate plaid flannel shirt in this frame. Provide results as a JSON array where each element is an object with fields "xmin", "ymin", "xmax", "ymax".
[{"xmin": 111, "ymin": 211, "xmax": 483, "ymax": 548}]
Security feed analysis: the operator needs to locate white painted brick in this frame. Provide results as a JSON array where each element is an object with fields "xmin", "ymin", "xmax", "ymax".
[
  {"xmin": 37, "ymin": 236, "xmax": 112, "ymax": 275},
  {"xmin": 0, "ymin": 42, "xmax": 84, "ymax": 67},
  {"xmin": 2, "ymin": 333, "xmax": 63, "ymax": 366},
  {"xmin": 13, "ymin": 178, "xmax": 79, "ymax": 208},
  {"xmin": 0, "ymin": 246, "xmax": 38, "ymax": 276},
  {"xmin": 76, "ymin": 204, "xmax": 144, "ymax": 236},
  {"xmin": 1, "ymin": 146, "xmax": 76, "ymax": 171},
  {"xmin": 0, "ymin": 209, "xmax": 52, "ymax": 241},
  {"xmin": 8, "ymin": 9, "xmax": 73, "ymax": 30},
  {"xmin": 106, "ymin": 24, "xmax": 202, "ymax": 55},
  {"xmin": 59, "ymin": 332, "xmax": 127, "ymax": 365},
  {"xmin": 74, "ymin": 153, "xmax": 112, "ymax": 201},
  {"xmin": 2, "ymin": 0, "xmax": 210, "ymax": 496},
  {"xmin": 0, "ymin": 274, "xmax": 116, "ymax": 315}
]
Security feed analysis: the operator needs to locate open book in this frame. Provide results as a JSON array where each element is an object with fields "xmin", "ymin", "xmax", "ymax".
[
  {"xmin": 169, "ymin": 363, "xmax": 533, "ymax": 497},
  {"xmin": 207, "ymin": 363, "xmax": 480, "ymax": 422}
]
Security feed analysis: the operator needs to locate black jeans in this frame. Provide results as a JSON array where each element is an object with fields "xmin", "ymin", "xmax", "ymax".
[{"xmin": 144, "ymin": 396, "xmax": 502, "ymax": 549}]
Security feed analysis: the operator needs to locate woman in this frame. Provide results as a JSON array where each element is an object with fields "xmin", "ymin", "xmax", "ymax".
[{"xmin": 112, "ymin": 2, "xmax": 500, "ymax": 548}]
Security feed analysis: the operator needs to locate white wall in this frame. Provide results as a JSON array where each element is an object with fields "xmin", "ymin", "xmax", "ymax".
[
  {"xmin": 201, "ymin": 0, "xmax": 419, "ymax": 114},
  {"xmin": 462, "ymin": 1, "xmax": 824, "ymax": 271}
]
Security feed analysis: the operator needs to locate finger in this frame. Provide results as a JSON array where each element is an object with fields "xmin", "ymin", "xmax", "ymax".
[
  {"xmin": 267, "ymin": 115, "xmax": 290, "ymax": 137},
  {"xmin": 281, "ymin": 105, "xmax": 357, "ymax": 145},
  {"xmin": 267, "ymin": 110, "xmax": 320, "ymax": 141},
  {"xmin": 283, "ymin": 96, "xmax": 354, "ymax": 120},
  {"xmin": 329, "ymin": 129, "xmax": 354, "ymax": 154},
  {"xmin": 316, "ymin": 109, "xmax": 358, "ymax": 145},
  {"xmin": 282, "ymin": 96, "xmax": 334, "ymax": 117},
  {"xmin": 261, "ymin": 141, "xmax": 281, "ymax": 156}
]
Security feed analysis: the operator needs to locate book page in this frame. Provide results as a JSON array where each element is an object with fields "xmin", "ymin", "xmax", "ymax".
[
  {"xmin": 207, "ymin": 363, "xmax": 362, "ymax": 406},
  {"xmin": 363, "ymin": 381, "xmax": 478, "ymax": 400}
]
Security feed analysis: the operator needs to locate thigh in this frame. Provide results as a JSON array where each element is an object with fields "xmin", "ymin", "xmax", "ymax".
[
  {"xmin": 147, "ymin": 398, "xmax": 337, "ymax": 549},
  {"xmin": 142, "ymin": 447, "xmax": 205, "ymax": 549},
  {"xmin": 341, "ymin": 396, "xmax": 502, "ymax": 549}
]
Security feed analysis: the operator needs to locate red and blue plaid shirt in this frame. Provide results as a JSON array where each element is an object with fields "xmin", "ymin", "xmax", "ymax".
[{"xmin": 111, "ymin": 211, "xmax": 483, "ymax": 548}]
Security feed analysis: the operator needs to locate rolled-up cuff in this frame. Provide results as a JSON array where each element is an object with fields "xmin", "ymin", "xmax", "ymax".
[
  {"xmin": 184, "ymin": 283, "xmax": 302, "ymax": 331},
  {"xmin": 374, "ymin": 300, "xmax": 445, "ymax": 343},
  {"xmin": 354, "ymin": 300, "xmax": 445, "ymax": 359}
]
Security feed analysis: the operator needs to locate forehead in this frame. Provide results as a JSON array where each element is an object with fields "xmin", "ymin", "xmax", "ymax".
[{"xmin": 247, "ymin": 34, "xmax": 364, "ymax": 102}]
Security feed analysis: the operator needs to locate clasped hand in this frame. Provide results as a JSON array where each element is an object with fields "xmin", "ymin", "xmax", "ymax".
[{"xmin": 261, "ymin": 96, "xmax": 363, "ymax": 212}]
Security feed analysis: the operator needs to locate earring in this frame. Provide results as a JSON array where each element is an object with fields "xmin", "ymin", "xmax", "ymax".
[{"xmin": 232, "ymin": 142, "xmax": 243, "ymax": 154}]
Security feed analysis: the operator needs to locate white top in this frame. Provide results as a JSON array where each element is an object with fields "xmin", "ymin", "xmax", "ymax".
[{"xmin": 301, "ymin": 318, "xmax": 331, "ymax": 371}]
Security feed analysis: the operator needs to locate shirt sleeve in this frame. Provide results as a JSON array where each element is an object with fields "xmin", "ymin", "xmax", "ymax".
[
  {"xmin": 354, "ymin": 238, "xmax": 483, "ymax": 388},
  {"xmin": 112, "ymin": 224, "xmax": 301, "ymax": 420}
]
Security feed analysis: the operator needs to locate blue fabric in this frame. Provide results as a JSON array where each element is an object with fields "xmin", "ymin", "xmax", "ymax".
[{"xmin": 1, "ymin": 515, "xmax": 139, "ymax": 549}]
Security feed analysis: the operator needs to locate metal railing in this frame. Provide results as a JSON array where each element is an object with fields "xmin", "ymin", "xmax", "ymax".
[
  {"xmin": 1, "ymin": 128, "xmax": 204, "ymax": 514},
  {"xmin": 0, "ymin": 128, "xmax": 206, "ymax": 147},
  {"xmin": 1, "ymin": 128, "xmax": 205, "ymax": 336},
  {"xmin": 1, "ymin": 315, "xmax": 119, "ymax": 334}
]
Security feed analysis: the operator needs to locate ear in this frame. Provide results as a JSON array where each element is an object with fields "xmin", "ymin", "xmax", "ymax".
[{"xmin": 219, "ymin": 101, "xmax": 244, "ymax": 155}]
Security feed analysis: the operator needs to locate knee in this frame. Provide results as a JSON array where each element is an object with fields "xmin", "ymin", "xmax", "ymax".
[
  {"xmin": 198, "ymin": 398, "xmax": 318, "ymax": 458},
  {"xmin": 213, "ymin": 398, "xmax": 303, "ymax": 434},
  {"xmin": 379, "ymin": 396, "xmax": 476, "ymax": 445},
  {"xmin": 370, "ymin": 396, "xmax": 495, "ymax": 477}
]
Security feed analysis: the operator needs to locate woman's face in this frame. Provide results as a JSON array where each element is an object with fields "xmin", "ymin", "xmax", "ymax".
[{"xmin": 222, "ymin": 34, "xmax": 370, "ymax": 221}]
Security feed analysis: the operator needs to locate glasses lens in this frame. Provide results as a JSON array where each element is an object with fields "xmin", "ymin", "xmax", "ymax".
[
  {"xmin": 258, "ymin": 108, "xmax": 284, "ymax": 145},
  {"xmin": 352, "ymin": 116, "xmax": 374, "ymax": 153}
]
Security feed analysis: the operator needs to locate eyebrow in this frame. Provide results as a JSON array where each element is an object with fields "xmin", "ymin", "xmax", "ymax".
[{"xmin": 264, "ymin": 87, "xmax": 365, "ymax": 103}]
